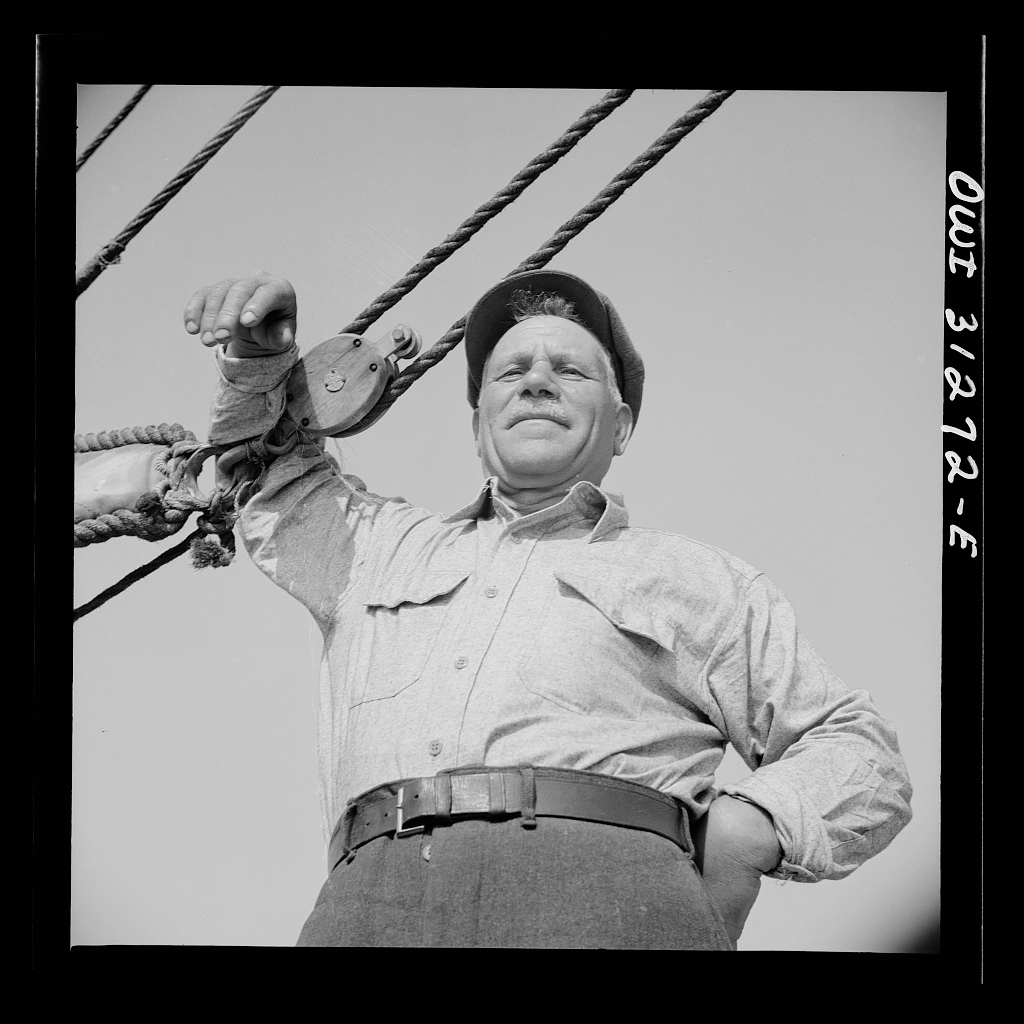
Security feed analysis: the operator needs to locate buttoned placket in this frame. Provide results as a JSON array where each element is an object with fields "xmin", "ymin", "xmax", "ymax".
[
  {"xmin": 450, "ymin": 515, "xmax": 541, "ymax": 763},
  {"xmin": 391, "ymin": 511, "xmax": 539, "ymax": 773}
]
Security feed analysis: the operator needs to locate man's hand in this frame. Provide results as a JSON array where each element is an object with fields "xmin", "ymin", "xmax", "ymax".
[
  {"xmin": 184, "ymin": 272, "xmax": 297, "ymax": 358},
  {"xmin": 692, "ymin": 794, "xmax": 783, "ymax": 948}
]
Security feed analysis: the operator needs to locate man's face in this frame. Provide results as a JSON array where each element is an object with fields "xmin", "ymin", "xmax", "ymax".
[{"xmin": 473, "ymin": 316, "xmax": 633, "ymax": 491}]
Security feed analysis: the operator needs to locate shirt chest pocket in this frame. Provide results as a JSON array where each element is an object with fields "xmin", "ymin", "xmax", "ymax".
[
  {"xmin": 349, "ymin": 568, "xmax": 473, "ymax": 707},
  {"xmin": 517, "ymin": 567, "xmax": 677, "ymax": 720}
]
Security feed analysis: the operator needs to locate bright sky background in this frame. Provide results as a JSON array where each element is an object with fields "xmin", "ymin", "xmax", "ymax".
[{"xmin": 74, "ymin": 86, "xmax": 944, "ymax": 950}]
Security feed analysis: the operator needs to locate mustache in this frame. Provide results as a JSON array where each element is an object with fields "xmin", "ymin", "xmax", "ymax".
[{"xmin": 507, "ymin": 404, "xmax": 569, "ymax": 426}]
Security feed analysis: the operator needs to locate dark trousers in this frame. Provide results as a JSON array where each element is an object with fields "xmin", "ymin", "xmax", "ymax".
[{"xmin": 297, "ymin": 800, "xmax": 733, "ymax": 949}]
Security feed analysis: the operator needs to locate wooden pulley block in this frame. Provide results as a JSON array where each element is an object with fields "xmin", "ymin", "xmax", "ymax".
[{"xmin": 284, "ymin": 326, "xmax": 420, "ymax": 437}]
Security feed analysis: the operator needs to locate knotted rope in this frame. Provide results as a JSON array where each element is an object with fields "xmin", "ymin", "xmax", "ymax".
[
  {"xmin": 76, "ymin": 86, "xmax": 280, "ymax": 298},
  {"xmin": 74, "ymin": 424, "xmax": 207, "ymax": 546},
  {"xmin": 373, "ymin": 88, "xmax": 735, "ymax": 414},
  {"xmin": 76, "ymin": 85, "xmax": 153, "ymax": 172},
  {"xmin": 339, "ymin": 89, "xmax": 634, "ymax": 338},
  {"xmin": 74, "ymin": 424, "xmax": 242, "ymax": 620}
]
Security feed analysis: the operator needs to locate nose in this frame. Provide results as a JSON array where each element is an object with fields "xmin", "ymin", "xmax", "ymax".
[{"xmin": 520, "ymin": 361, "xmax": 561, "ymax": 400}]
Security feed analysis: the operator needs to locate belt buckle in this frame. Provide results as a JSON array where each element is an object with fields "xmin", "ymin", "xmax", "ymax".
[{"xmin": 395, "ymin": 785, "xmax": 426, "ymax": 838}]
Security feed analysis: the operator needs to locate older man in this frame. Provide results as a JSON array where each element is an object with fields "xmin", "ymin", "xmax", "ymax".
[{"xmin": 186, "ymin": 269, "xmax": 912, "ymax": 949}]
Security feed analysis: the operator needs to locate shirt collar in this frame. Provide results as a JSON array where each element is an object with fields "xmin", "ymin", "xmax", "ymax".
[{"xmin": 444, "ymin": 477, "xmax": 629, "ymax": 541}]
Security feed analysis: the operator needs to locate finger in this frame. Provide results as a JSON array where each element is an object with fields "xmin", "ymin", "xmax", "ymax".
[
  {"xmin": 213, "ymin": 279, "xmax": 264, "ymax": 340},
  {"xmin": 183, "ymin": 288, "xmax": 209, "ymax": 334},
  {"xmin": 198, "ymin": 279, "xmax": 237, "ymax": 346}
]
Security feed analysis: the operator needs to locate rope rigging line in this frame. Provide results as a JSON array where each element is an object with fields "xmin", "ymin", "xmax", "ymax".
[
  {"xmin": 75, "ymin": 86, "xmax": 281, "ymax": 299},
  {"xmin": 372, "ymin": 88, "xmax": 735, "ymax": 415},
  {"xmin": 339, "ymin": 89, "xmax": 634, "ymax": 338},
  {"xmin": 76, "ymin": 85, "xmax": 153, "ymax": 172},
  {"xmin": 73, "ymin": 529, "xmax": 205, "ymax": 623},
  {"xmin": 75, "ymin": 89, "xmax": 735, "ymax": 621}
]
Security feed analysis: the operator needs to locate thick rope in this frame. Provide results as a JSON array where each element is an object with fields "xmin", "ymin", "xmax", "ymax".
[
  {"xmin": 76, "ymin": 86, "xmax": 153, "ymax": 172},
  {"xmin": 373, "ymin": 89, "xmax": 735, "ymax": 413},
  {"xmin": 74, "ymin": 422, "xmax": 198, "ymax": 452},
  {"xmin": 339, "ymin": 89, "xmax": 634, "ymax": 338},
  {"xmin": 76, "ymin": 86, "xmax": 281, "ymax": 298}
]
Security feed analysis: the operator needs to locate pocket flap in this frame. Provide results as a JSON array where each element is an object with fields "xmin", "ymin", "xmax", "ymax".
[
  {"xmin": 552, "ymin": 567, "xmax": 676, "ymax": 653},
  {"xmin": 365, "ymin": 568, "xmax": 473, "ymax": 609}
]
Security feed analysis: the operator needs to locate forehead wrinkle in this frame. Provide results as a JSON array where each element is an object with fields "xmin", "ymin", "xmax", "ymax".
[{"xmin": 484, "ymin": 320, "xmax": 609, "ymax": 381}]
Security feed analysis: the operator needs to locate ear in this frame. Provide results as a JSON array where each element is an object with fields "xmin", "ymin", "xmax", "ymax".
[{"xmin": 613, "ymin": 402, "xmax": 633, "ymax": 457}]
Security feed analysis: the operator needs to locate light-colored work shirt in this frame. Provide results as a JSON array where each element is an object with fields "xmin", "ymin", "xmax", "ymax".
[{"xmin": 209, "ymin": 345, "xmax": 912, "ymax": 883}]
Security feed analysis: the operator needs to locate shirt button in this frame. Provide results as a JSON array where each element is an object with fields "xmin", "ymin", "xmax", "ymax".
[
  {"xmin": 485, "ymin": 586, "xmax": 498, "ymax": 598},
  {"xmin": 454, "ymin": 656, "xmax": 468, "ymax": 669},
  {"xmin": 427, "ymin": 739, "xmax": 442, "ymax": 756}
]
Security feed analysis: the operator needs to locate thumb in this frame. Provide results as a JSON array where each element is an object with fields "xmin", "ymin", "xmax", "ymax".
[{"xmin": 269, "ymin": 319, "xmax": 295, "ymax": 350}]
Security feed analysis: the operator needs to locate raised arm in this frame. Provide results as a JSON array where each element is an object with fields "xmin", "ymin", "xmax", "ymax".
[{"xmin": 185, "ymin": 273, "xmax": 423, "ymax": 625}]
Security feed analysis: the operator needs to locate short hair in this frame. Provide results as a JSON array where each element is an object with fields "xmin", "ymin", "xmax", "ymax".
[
  {"xmin": 509, "ymin": 288, "xmax": 587, "ymax": 327},
  {"xmin": 482, "ymin": 289, "xmax": 623, "ymax": 405}
]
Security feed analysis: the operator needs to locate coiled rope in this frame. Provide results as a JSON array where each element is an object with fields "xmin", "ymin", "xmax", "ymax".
[
  {"xmin": 75, "ymin": 86, "xmax": 280, "ymax": 298},
  {"xmin": 374, "ymin": 88, "xmax": 735, "ymax": 415},
  {"xmin": 76, "ymin": 85, "xmax": 152, "ymax": 172},
  {"xmin": 339, "ymin": 89, "xmax": 634, "ymax": 338}
]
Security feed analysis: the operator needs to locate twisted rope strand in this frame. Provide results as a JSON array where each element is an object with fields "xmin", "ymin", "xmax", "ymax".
[
  {"xmin": 76, "ymin": 86, "xmax": 281, "ymax": 298},
  {"xmin": 76, "ymin": 86, "xmax": 153, "ymax": 172},
  {"xmin": 375, "ymin": 89, "xmax": 735, "ymax": 413},
  {"xmin": 339, "ymin": 89, "xmax": 634, "ymax": 338},
  {"xmin": 74, "ymin": 422, "xmax": 198, "ymax": 452}
]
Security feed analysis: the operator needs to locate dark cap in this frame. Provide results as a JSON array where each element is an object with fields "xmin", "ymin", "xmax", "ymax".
[{"xmin": 464, "ymin": 269, "xmax": 644, "ymax": 426}]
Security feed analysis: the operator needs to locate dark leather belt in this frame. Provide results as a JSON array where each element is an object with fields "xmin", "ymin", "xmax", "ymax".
[{"xmin": 328, "ymin": 766, "xmax": 692, "ymax": 872}]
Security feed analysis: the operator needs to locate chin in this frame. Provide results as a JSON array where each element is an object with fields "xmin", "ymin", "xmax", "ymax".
[{"xmin": 498, "ymin": 446, "xmax": 575, "ymax": 479}]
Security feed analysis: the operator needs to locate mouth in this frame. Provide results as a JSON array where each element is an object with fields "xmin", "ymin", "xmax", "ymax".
[{"xmin": 509, "ymin": 411, "xmax": 568, "ymax": 427}]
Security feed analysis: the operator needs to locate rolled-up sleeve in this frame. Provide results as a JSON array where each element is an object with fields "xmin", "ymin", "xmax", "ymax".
[
  {"xmin": 208, "ymin": 343, "xmax": 299, "ymax": 446},
  {"xmin": 708, "ymin": 574, "xmax": 912, "ymax": 882}
]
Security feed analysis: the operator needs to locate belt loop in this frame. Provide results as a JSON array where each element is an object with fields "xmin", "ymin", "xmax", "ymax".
[
  {"xmin": 519, "ymin": 765, "xmax": 537, "ymax": 830},
  {"xmin": 340, "ymin": 802, "xmax": 357, "ymax": 862},
  {"xmin": 434, "ymin": 772, "xmax": 452, "ymax": 823},
  {"xmin": 676, "ymin": 798, "xmax": 693, "ymax": 855},
  {"xmin": 488, "ymin": 772, "xmax": 505, "ymax": 820}
]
